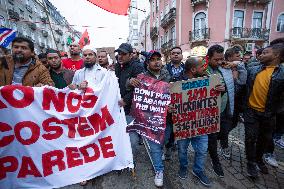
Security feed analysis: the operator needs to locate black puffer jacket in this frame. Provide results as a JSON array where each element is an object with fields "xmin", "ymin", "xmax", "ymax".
[
  {"xmin": 115, "ymin": 60, "xmax": 144, "ymax": 115},
  {"xmin": 245, "ymin": 64, "xmax": 284, "ymax": 117}
]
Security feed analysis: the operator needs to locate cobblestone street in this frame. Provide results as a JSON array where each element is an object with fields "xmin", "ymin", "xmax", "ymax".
[{"xmin": 61, "ymin": 123, "xmax": 284, "ymax": 189}]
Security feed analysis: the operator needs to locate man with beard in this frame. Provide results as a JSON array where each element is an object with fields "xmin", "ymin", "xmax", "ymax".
[
  {"xmin": 62, "ymin": 42, "xmax": 84, "ymax": 71},
  {"xmin": 0, "ymin": 37, "xmax": 54, "ymax": 86},
  {"xmin": 176, "ymin": 57, "xmax": 211, "ymax": 187},
  {"xmin": 97, "ymin": 50, "xmax": 109, "ymax": 68},
  {"xmin": 70, "ymin": 48, "xmax": 107, "ymax": 91},
  {"xmin": 47, "ymin": 49, "xmax": 74, "ymax": 89}
]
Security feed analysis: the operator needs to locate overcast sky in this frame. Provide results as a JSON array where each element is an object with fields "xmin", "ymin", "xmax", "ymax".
[{"xmin": 49, "ymin": 0, "xmax": 150, "ymax": 49}]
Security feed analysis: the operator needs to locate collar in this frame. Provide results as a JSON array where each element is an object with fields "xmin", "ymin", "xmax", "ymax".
[{"xmin": 15, "ymin": 58, "xmax": 33, "ymax": 68}]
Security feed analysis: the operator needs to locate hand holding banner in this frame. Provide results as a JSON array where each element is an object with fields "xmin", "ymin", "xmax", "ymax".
[
  {"xmin": 0, "ymin": 71, "xmax": 133, "ymax": 189},
  {"xmin": 127, "ymin": 74, "xmax": 171, "ymax": 144},
  {"xmin": 170, "ymin": 75, "xmax": 222, "ymax": 140}
]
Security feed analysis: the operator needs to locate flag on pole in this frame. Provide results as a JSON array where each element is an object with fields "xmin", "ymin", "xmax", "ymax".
[
  {"xmin": 87, "ymin": 0, "xmax": 131, "ymax": 15},
  {"xmin": 0, "ymin": 28, "xmax": 16, "ymax": 48},
  {"xmin": 78, "ymin": 29, "xmax": 90, "ymax": 49}
]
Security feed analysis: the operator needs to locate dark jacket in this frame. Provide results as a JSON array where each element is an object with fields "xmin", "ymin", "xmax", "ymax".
[
  {"xmin": 245, "ymin": 64, "xmax": 284, "ymax": 117},
  {"xmin": 166, "ymin": 61, "xmax": 185, "ymax": 82},
  {"xmin": 143, "ymin": 67, "xmax": 171, "ymax": 83},
  {"xmin": 49, "ymin": 68, "xmax": 74, "ymax": 88},
  {"xmin": 115, "ymin": 60, "xmax": 144, "ymax": 115},
  {"xmin": 0, "ymin": 55, "xmax": 54, "ymax": 86}
]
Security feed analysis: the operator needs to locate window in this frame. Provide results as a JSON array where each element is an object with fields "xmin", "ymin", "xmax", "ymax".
[
  {"xmin": 252, "ymin": 12, "xmax": 263, "ymax": 29},
  {"xmin": 277, "ymin": 13, "xmax": 284, "ymax": 32},
  {"xmin": 233, "ymin": 10, "xmax": 244, "ymax": 28},
  {"xmin": 164, "ymin": 31, "xmax": 168, "ymax": 43},
  {"xmin": 170, "ymin": 26, "xmax": 176, "ymax": 40},
  {"xmin": 160, "ymin": 36, "xmax": 163, "ymax": 46},
  {"xmin": 194, "ymin": 12, "xmax": 206, "ymax": 39},
  {"xmin": 133, "ymin": 29, "xmax": 138, "ymax": 36},
  {"xmin": 194, "ymin": 12, "xmax": 206, "ymax": 31},
  {"xmin": 0, "ymin": 15, "xmax": 5, "ymax": 26},
  {"xmin": 160, "ymin": 11, "xmax": 163, "ymax": 21},
  {"xmin": 171, "ymin": 0, "xmax": 176, "ymax": 8},
  {"xmin": 133, "ymin": 21, "xmax": 138, "ymax": 25},
  {"xmin": 233, "ymin": 10, "xmax": 244, "ymax": 37}
]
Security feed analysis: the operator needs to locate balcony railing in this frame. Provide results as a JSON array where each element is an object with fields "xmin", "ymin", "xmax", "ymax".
[
  {"xmin": 42, "ymin": 30, "xmax": 48, "ymax": 37},
  {"xmin": 55, "ymin": 29, "xmax": 63, "ymax": 36},
  {"xmin": 29, "ymin": 23, "xmax": 36, "ymax": 30},
  {"xmin": 8, "ymin": 9, "xmax": 20, "ymax": 21},
  {"xmin": 40, "ymin": 16, "xmax": 48, "ymax": 23},
  {"xmin": 189, "ymin": 28, "xmax": 210, "ymax": 41},
  {"xmin": 234, "ymin": 0, "xmax": 271, "ymax": 4},
  {"xmin": 150, "ymin": 27, "xmax": 158, "ymax": 39},
  {"xmin": 161, "ymin": 39, "xmax": 176, "ymax": 53},
  {"xmin": 161, "ymin": 8, "xmax": 176, "ymax": 29},
  {"xmin": 191, "ymin": 0, "xmax": 208, "ymax": 6},
  {"xmin": 230, "ymin": 27, "xmax": 270, "ymax": 41}
]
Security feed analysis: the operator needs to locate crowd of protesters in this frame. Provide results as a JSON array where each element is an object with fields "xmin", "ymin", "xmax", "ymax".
[{"xmin": 0, "ymin": 36, "xmax": 283, "ymax": 188}]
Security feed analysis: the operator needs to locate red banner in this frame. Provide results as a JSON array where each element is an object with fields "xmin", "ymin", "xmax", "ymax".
[
  {"xmin": 87, "ymin": 0, "xmax": 131, "ymax": 15},
  {"xmin": 127, "ymin": 74, "xmax": 171, "ymax": 144}
]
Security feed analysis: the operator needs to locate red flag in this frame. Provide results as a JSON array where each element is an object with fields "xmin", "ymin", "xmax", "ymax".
[
  {"xmin": 87, "ymin": 0, "xmax": 131, "ymax": 15},
  {"xmin": 78, "ymin": 29, "xmax": 90, "ymax": 49}
]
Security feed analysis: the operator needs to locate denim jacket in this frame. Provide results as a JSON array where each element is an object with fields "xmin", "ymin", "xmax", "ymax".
[{"xmin": 246, "ymin": 64, "xmax": 284, "ymax": 117}]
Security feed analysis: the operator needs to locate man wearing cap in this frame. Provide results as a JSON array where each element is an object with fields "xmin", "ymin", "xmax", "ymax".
[
  {"xmin": 114, "ymin": 43, "xmax": 144, "ymax": 175},
  {"xmin": 70, "ymin": 48, "xmax": 106, "ymax": 91},
  {"xmin": 114, "ymin": 43, "xmax": 144, "ymax": 117},
  {"xmin": 129, "ymin": 50, "xmax": 171, "ymax": 187}
]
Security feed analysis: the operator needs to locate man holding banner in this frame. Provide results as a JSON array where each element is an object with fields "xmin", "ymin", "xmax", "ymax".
[
  {"xmin": 127, "ymin": 51, "xmax": 171, "ymax": 187},
  {"xmin": 174, "ymin": 57, "xmax": 212, "ymax": 187}
]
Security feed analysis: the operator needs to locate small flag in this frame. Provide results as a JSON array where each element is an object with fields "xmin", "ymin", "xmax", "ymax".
[
  {"xmin": 87, "ymin": 0, "xmax": 131, "ymax": 15},
  {"xmin": 78, "ymin": 29, "xmax": 90, "ymax": 49},
  {"xmin": 67, "ymin": 36, "xmax": 74, "ymax": 46},
  {"xmin": 0, "ymin": 28, "xmax": 16, "ymax": 48}
]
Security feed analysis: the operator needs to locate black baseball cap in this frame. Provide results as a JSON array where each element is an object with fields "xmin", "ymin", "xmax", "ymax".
[{"xmin": 115, "ymin": 43, "xmax": 133, "ymax": 53}]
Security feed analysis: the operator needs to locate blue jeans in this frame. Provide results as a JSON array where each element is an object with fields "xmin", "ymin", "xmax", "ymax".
[
  {"xmin": 126, "ymin": 115, "xmax": 139, "ymax": 157},
  {"xmin": 146, "ymin": 139, "xmax": 164, "ymax": 172},
  {"xmin": 177, "ymin": 135, "xmax": 208, "ymax": 174}
]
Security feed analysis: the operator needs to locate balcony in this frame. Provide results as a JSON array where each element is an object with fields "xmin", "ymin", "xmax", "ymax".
[
  {"xmin": 8, "ymin": 9, "xmax": 20, "ymax": 21},
  {"xmin": 189, "ymin": 28, "xmax": 210, "ymax": 41},
  {"xmin": 150, "ymin": 27, "xmax": 158, "ymax": 39},
  {"xmin": 161, "ymin": 39, "xmax": 176, "ymax": 53},
  {"xmin": 191, "ymin": 0, "xmax": 209, "ymax": 6},
  {"xmin": 161, "ymin": 8, "xmax": 176, "ymax": 29},
  {"xmin": 28, "ymin": 23, "xmax": 36, "ymax": 30},
  {"xmin": 234, "ymin": 0, "xmax": 271, "ymax": 4},
  {"xmin": 55, "ymin": 29, "xmax": 63, "ymax": 36},
  {"xmin": 40, "ymin": 16, "xmax": 48, "ymax": 23},
  {"xmin": 42, "ymin": 30, "xmax": 48, "ymax": 37},
  {"xmin": 26, "ymin": 5, "xmax": 33, "ymax": 13},
  {"xmin": 230, "ymin": 27, "xmax": 270, "ymax": 41}
]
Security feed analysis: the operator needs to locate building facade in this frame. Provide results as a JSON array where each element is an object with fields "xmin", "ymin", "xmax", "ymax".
[
  {"xmin": 138, "ymin": 15, "xmax": 152, "ymax": 51},
  {"xmin": 127, "ymin": 0, "xmax": 140, "ymax": 49},
  {"xmin": 149, "ymin": 0, "xmax": 284, "ymax": 59},
  {"xmin": 0, "ymin": 0, "xmax": 80, "ymax": 54}
]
